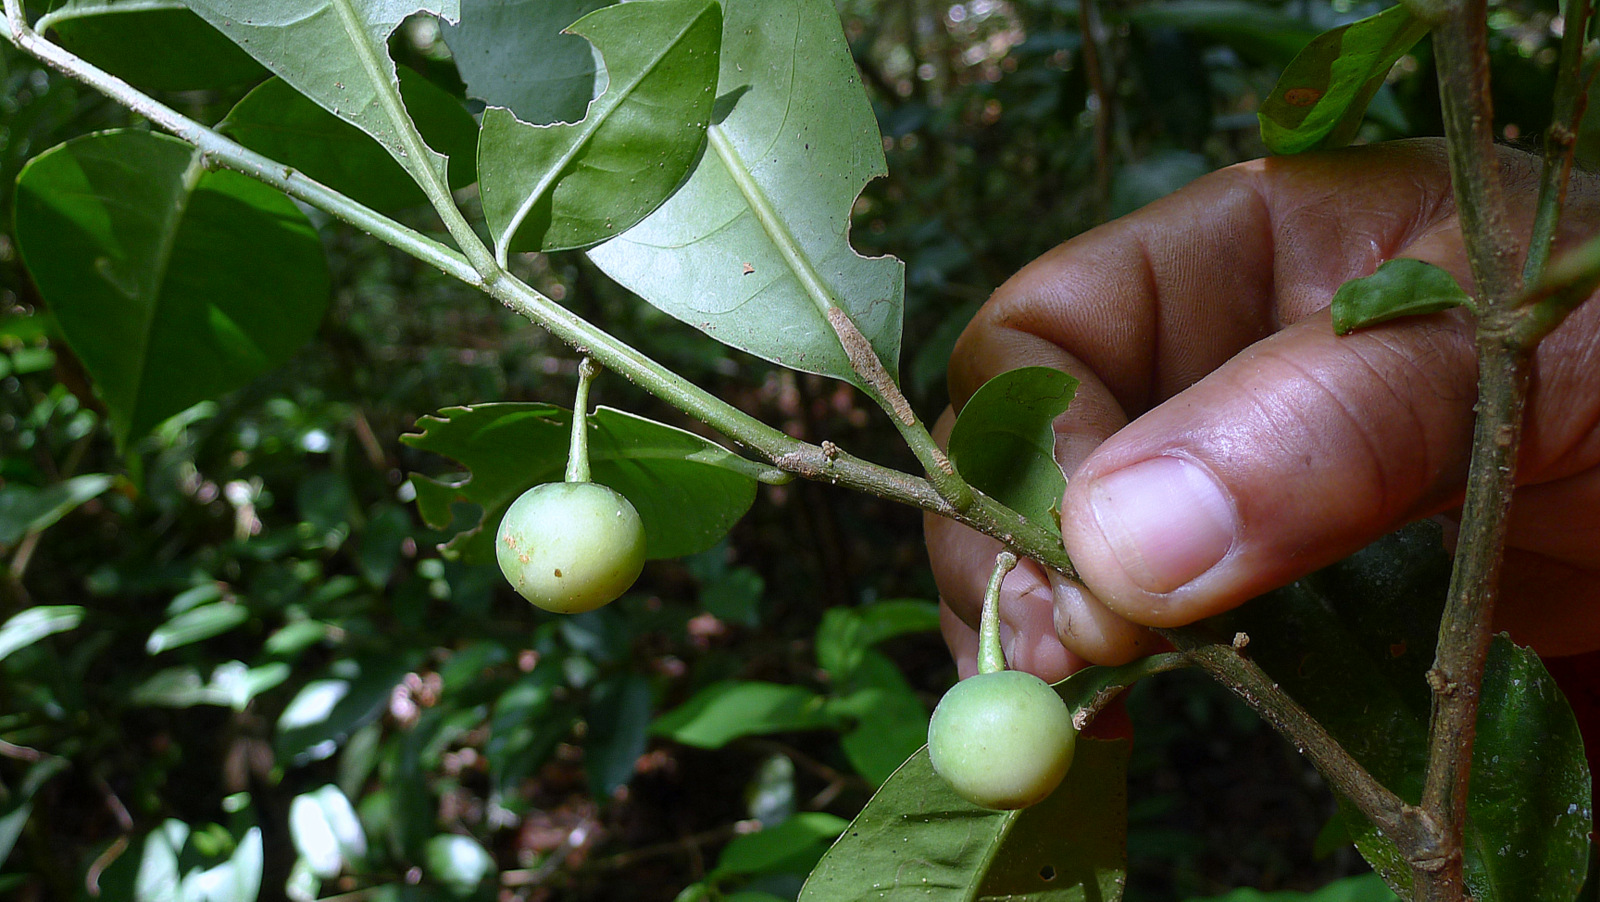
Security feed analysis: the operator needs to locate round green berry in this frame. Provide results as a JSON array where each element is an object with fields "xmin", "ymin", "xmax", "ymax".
[
  {"xmin": 495, "ymin": 482, "xmax": 646, "ymax": 614},
  {"xmin": 927, "ymin": 669, "xmax": 1077, "ymax": 810}
]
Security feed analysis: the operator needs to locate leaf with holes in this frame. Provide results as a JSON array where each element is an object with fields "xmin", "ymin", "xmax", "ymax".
[
  {"xmin": 586, "ymin": 0, "xmax": 903, "ymax": 388},
  {"xmin": 403, "ymin": 402, "xmax": 778, "ymax": 564},
  {"xmin": 479, "ymin": 0, "xmax": 721, "ymax": 256},
  {"xmin": 443, "ymin": 0, "xmax": 613, "ymax": 125}
]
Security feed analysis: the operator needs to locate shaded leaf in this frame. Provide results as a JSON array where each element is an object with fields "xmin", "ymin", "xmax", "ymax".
[
  {"xmin": 1215, "ymin": 523, "xmax": 1591, "ymax": 900},
  {"xmin": 0, "ymin": 605, "xmax": 86, "ymax": 664},
  {"xmin": 444, "ymin": 0, "xmax": 613, "ymax": 124},
  {"xmin": 40, "ymin": 1, "xmax": 266, "ymax": 90},
  {"xmin": 1182, "ymin": 873, "xmax": 1398, "ymax": 902},
  {"xmin": 713, "ymin": 812, "xmax": 849, "ymax": 879},
  {"xmin": 1331, "ymin": 258, "xmax": 1472, "ymax": 335},
  {"xmin": 222, "ymin": 67, "xmax": 478, "ymax": 214},
  {"xmin": 277, "ymin": 656, "xmax": 413, "ymax": 765},
  {"xmin": 801, "ymin": 739, "xmax": 1128, "ymax": 901},
  {"xmin": 587, "ymin": 0, "xmax": 904, "ymax": 388},
  {"xmin": 815, "ymin": 599, "xmax": 940, "ymax": 682},
  {"xmin": 13, "ymin": 130, "xmax": 328, "ymax": 449},
  {"xmin": 827, "ymin": 650, "xmax": 929, "ymax": 786},
  {"xmin": 479, "ymin": 0, "xmax": 721, "ymax": 255},
  {"xmin": 948, "ymin": 367, "xmax": 1078, "ymax": 540},
  {"xmin": 0, "ymin": 473, "xmax": 114, "ymax": 544},
  {"xmin": 1259, "ymin": 5, "xmax": 1432, "ymax": 154},
  {"xmin": 404, "ymin": 402, "xmax": 774, "ymax": 563},
  {"xmin": 585, "ymin": 672, "xmax": 654, "ymax": 797},
  {"xmin": 180, "ymin": 0, "xmax": 461, "ymax": 191},
  {"xmin": 1123, "ymin": 0, "xmax": 1321, "ymax": 66},
  {"xmin": 652, "ymin": 681, "xmax": 841, "ymax": 749}
]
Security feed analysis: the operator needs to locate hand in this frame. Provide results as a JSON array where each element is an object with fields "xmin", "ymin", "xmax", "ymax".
[{"xmin": 927, "ymin": 138, "xmax": 1600, "ymax": 681}]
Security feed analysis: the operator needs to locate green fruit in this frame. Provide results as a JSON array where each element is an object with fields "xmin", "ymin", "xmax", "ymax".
[
  {"xmin": 927, "ymin": 669, "xmax": 1076, "ymax": 810},
  {"xmin": 495, "ymin": 482, "xmax": 646, "ymax": 614}
]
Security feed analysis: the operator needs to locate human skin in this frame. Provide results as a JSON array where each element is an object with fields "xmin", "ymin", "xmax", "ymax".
[{"xmin": 926, "ymin": 139, "xmax": 1600, "ymax": 683}]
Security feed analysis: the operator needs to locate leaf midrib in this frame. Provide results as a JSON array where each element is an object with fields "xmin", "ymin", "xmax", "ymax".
[{"xmin": 502, "ymin": 1, "xmax": 713, "ymax": 261}]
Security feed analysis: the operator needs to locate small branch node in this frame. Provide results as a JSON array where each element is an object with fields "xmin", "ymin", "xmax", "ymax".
[
  {"xmin": 1426, "ymin": 667, "xmax": 1457, "ymax": 696},
  {"xmin": 821, "ymin": 440, "xmax": 840, "ymax": 461},
  {"xmin": 1232, "ymin": 631, "xmax": 1251, "ymax": 651}
]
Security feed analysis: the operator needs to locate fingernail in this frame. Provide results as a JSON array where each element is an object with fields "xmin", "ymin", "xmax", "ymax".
[{"xmin": 1088, "ymin": 456, "xmax": 1236, "ymax": 594}]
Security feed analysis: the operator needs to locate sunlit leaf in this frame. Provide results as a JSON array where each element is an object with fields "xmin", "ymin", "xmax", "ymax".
[
  {"xmin": 479, "ymin": 0, "xmax": 721, "ymax": 255},
  {"xmin": 146, "ymin": 604, "xmax": 251, "ymax": 654},
  {"xmin": 404, "ymin": 402, "xmax": 775, "ymax": 564},
  {"xmin": 948, "ymin": 367, "xmax": 1079, "ymax": 540},
  {"xmin": 424, "ymin": 834, "xmax": 495, "ymax": 895},
  {"xmin": 13, "ymin": 130, "xmax": 328, "ymax": 449},
  {"xmin": 713, "ymin": 812, "xmax": 848, "ymax": 880},
  {"xmin": 0, "ymin": 605, "xmax": 84, "ymax": 664},
  {"xmin": 290, "ymin": 786, "xmax": 367, "ymax": 879},
  {"xmin": 586, "ymin": 0, "xmax": 904, "ymax": 388},
  {"xmin": 1331, "ymin": 258, "xmax": 1472, "ymax": 335},
  {"xmin": 1258, "ymin": 5, "xmax": 1431, "ymax": 154}
]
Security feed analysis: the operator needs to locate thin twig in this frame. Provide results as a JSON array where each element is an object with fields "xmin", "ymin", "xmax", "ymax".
[
  {"xmin": 1419, "ymin": 1, "xmax": 1533, "ymax": 897},
  {"xmin": 1078, "ymin": 0, "xmax": 1114, "ymax": 215},
  {"xmin": 1521, "ymin": 0, "xmax": 1594, "ymax": 286}
]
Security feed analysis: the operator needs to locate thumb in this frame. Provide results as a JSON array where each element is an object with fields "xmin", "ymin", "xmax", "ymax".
[{"xmin": 1061, "ymin": 307, "xmax": 1476, "ymax": 628}]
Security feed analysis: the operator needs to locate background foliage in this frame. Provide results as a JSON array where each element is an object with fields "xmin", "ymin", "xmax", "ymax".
[{"xmin": 0, "ymin": 0, "xmax": 1578, "ymax": 900}]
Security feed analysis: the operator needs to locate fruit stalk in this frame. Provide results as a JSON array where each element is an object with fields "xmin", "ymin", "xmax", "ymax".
[
  {"xmin": 567, "ymin": 358, "xmax": 600, "ymax": 484},
  {"xmin": 977, "ymin": 552, "xmax": 1018, "ymax": 676}
]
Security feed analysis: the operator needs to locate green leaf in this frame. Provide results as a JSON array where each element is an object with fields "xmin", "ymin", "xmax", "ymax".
[
  {"xmin": 290, "ymin": 785, "xmax": 367, "ymax": 879},
  {"xmin": 801, "ymin": 738, "xmax": 1128, "ymax": 901},
  {"xmin": 13, "ymin": 130, "xmax": 328, "ymax": 449},
  {"xmin": 40, "ymin": 2, "xmax": 266, "ymax": 90},
  {"xmin": 0, "ymin": 474, "xmax": 115, "ymax": 545},
  {"xmin": 1214, "ymin": 523, "xmax": 1591, "ymax": 900},
  {"xmin": 443, "ymin": 0, "xmax": 613, "ymax": 125},
  {"xmin": 815, "ymin": 599, "xmax": 940, "ymax": 682},
  {"xmin": 585, "ymin": 672, "xmax": 654, "ymax": 797},
  {"xmin": 1331, "ymin": 258, "xmax": 1473, "ymax": 335},
  {"xmin": 276, "ymin": 656, "xmax": 412, "ymax": 765},
  {"xmin": 403, "ymin": 402, "xmax": 774, "ymax": 564},
  {"xmin": 586, "ymin": 0, "xmax": 904, "ymax": 388},
  {"xmin": 0, "ymin": 605, "xmax": 86, "ymax": 664},
  {"xmin": 479, "ymin": 0, "xmax": 721, "ymax": 256},
  {"xmin": 222, "ymin": 67, "xmax": 479, "ymax": 214},
  {"xmin": 652, "ymin": 681, "xmax": 841, "ymax": 749},
  {"xmin": 424, "ymin": 834, "xmax": 495, "ymax": 897},
  {"xmin": 0, "ymin": 757, "xmax": 70, "ymax": 867},
  {"xmin": 1182, "ymin": 872, "xmax": 1398, "ymax": 902},
  {"xmin": 948, "ymin": 367, "xmax": 1079, "ymax": 540},
  {"xmin": 146, "ymin": 604, "xmax": 251, "ymax": 655},
  {"xmin": 180, "ymin": 0, "xmax": 462, "ymax": 191},
  {"xmin": 130, "ymin": 662, "xmax": 290, "ymax": 711},
  {"xmin": 1122, "ymin": 1, "xmax": 1321, "ymax": 67},
  {"xmin": 1258, "ymin": 5, "xmax": 1432, "ymax": 154},
  {"xmin": 713, "ymin": 812, "xmax": 849, "ymax": 879},
  {"xmin": 827, "ymin": 650, "xmax": 929, "ymax": 786}
]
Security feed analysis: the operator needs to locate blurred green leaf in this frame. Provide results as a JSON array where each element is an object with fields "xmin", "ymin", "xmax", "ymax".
[
  {"xmin": 0, "ymin": 605, "xmax": 85, "ymax": 664},
  {"xmin": 587, "ymin": 0, "xmax": 904, "ymax": 388},
  {"xmin": 13, "ymin": 130, "xmax": 328, "ymax": 449},
  {"xmin": 480, "ymin": 0, "xmax": 721, "ymax": 255},
  {"xmin": 1331, "ymin": 259, "xmax": 1472, "ymax": 335},
  {"xmin": 1123, "ymin": 1, "xmax": 1321, "ymax": 66},
  {"xmin": 222, "ymin": 68, "xmax": 478, "ymax": 214},
  {"xmin": 146, "ymin": 603, "xmax": 251, "ymax": 655},
  {"xmin": 948, "ymin": 366, "xmax": 1078, "ymax": 540},
  {"xmin": 585, "ymin": 672, "xmax": 654, "ymax": 797},
  {"xmin": 41, "ymin": 2, "xmax": 265, "ymax": 90},
  {"xmin": 801, "ymin": 739, "xmax": 1129, "ymax": 901},
  {"xmin": 424, "ymin": 834, "xmax": 495, "ymax": 897},
  {"xmin": 713, "ymin": 812, "xmax": 849, "ymax": 880},
  {"xmin": 1259, "ymin": 6, "xmax": 1431, "ymax": 154},
  {"xmin": 0, "ymin": 474, "xmax": 114, "ymax": 544},
  {"xmin": 701, "ymin": 566, "xmax": 764, "ymax": 627},
  {"xmin": 815, "ymin": 599, "xmax": 940, "ymax": 681},
  {"xmin": 828, "ymin": 650, "xmax": 929, "ymax": 786},
  {"xmin": 653, "ymin": 681, "xmax": 842, "ymax": 749},
  {"xmin": 277, "ymin": 657, "xmax": 412, "ymax": 765},
  {"xmin": 1183, "ymin": 872, "xmax": 1398, "ymax": 901},
  {"xmin": 0, "ymin": 756, "xmax": 69, "ymax": 866},
  {"xmin": 131, "ymin": 661, "xmax": 290, "ymax": 711},
  {"xmin": 405, "ymin": 403, "xmax": 773, "ymax": 563},
  {"xmin": 443, "ymin": 0, "xmax": 613, "ymax": 125},
  {"xmin": 290, "ymin": 785, "xmax": 367, "ymax": 879}
]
